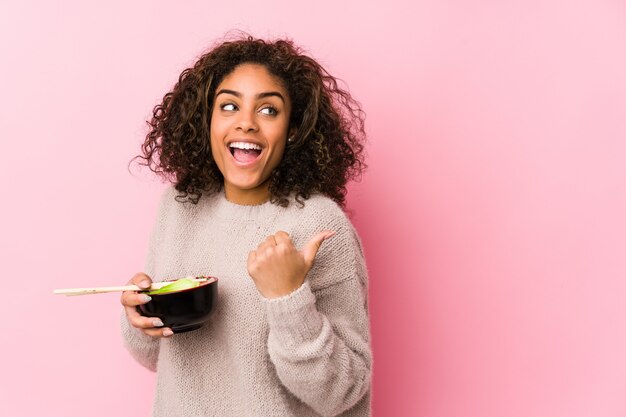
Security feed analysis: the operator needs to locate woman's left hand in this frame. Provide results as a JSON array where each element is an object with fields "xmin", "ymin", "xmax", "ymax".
[{"xmin": 247, "ymin": 230, "xmax": 335, "ymax": 299}]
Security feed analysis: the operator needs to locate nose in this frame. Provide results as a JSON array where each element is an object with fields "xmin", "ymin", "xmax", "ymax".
[{"xmin": 235, "ymin": 108, "xmax": 259, "ymax": 133}]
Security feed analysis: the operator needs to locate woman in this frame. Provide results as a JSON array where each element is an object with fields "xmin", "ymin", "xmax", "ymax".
[{"xmin": 120, "ymin": 35, "xmax": 371, "ymax": 417}]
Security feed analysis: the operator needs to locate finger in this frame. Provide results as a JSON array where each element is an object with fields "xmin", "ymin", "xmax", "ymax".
[
  {"xmin": 142, "ymin": 327, "xmax": 174, "ymax": 338},
  {"xmin": 121, "ymin": 273, "xmax": 153, "ymax": 306},
  {"xmin": 301, "ymin": 230, "xmax": 336, "ymax": 266},
  {"xmin": 128, "ymin": 272, "xmax": 153, "ymax": 290},
  {"xmin": 247, "ymin": 251, "xmax": 257, "ymax": 273},
  {"xmin": 121, "ymin": 291, "xmax": 153, "ymax": 307},
  {"xmin": 125, "ymin": 306, "xmax": 164, "ymax": 329},
  {"xmin": 274, "ymin": 230, "xmax": 292, "ymax": 246},
  {"xmin": 258, "ymin": 235, "xmax": 277, "ymax": 251}
]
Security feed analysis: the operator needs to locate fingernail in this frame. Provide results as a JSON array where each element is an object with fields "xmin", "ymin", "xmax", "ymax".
[
  {"xmin": 139, "ymin": 280, "xmax": 151, "ymax": 289},
  {"xmin": 325, "ymin": 231, "xmax": 336, "ymax": 239},
  {"xmin": 163, "ymin": 329, "xmax": 174, "ymax": 337},
  {"xmin": 140, "ymin": 294, "xmax": 152, "ymax": 303},
  {"xmin": 152, "ymin": 319, "xmax": 164, "ymax": 327}
]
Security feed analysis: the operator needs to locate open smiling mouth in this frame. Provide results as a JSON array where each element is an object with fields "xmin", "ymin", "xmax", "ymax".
[{"xmin": 229, "ymin": 141, "xmax": 262, "ymax": 164}]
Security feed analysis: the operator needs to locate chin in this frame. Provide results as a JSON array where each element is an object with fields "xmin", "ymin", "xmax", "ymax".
[
  {"xmin": 228, "ymin": 178, "xmax": 262, "ymax": 190},
  {"xmin": 226, "ymin": 175, "xmax": 269, "ymax": 191}
]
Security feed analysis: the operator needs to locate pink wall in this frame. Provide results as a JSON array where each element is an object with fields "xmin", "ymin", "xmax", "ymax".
[{"xmin": 1, "ymin": 1, "xmax": 625, "ymax": 416}]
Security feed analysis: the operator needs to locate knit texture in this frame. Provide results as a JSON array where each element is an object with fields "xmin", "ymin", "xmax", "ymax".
[{"xmin": 121, "ymin": 187, "xmax": 372, "ymax": 417}]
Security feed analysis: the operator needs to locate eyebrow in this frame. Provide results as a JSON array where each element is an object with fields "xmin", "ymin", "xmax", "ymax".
[{"xmin": 215, "ymin": 89, "xmax": 285, "ymax": 103}]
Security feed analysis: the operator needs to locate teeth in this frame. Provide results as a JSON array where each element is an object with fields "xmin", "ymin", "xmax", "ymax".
[{"xmin": 229, "ymin": 141, "xmax": 261, "ymax": 150}]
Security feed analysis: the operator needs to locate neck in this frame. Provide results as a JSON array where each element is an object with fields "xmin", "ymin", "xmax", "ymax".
[{"xmin": 223, "ymin": 183, "xmax": 270, "ymax": 206}]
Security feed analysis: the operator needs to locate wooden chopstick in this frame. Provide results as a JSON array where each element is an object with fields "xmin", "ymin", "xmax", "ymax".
[{"xmin": 53, "ymin": 277, "xmax": 213, "ymax": 296}]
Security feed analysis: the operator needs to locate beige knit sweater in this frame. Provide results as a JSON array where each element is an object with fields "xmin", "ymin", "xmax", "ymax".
[{"xmin": 121, "ymin": 187, "xmax": 372, "ymax": 416}]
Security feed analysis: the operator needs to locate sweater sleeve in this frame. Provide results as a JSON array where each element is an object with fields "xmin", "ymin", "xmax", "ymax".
[
  {"xmin": 119, "ymin": 189, "xmax": 172, "ymax": 372},
  {"xmin": 119, "ymin": 228, "xmax": 161, "ymax": 371},
  {"xmin": 263, "ymin": 222, "xmax": 371, "ymax": 416},
  {"xmin": 120, "ymin": 312, "xmax": 160, "ymax": 372}
]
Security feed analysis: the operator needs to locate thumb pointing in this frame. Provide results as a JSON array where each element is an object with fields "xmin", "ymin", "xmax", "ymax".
[{"xmin": 301, "ymin": 230, "xmax": 336, "ymax": 267}]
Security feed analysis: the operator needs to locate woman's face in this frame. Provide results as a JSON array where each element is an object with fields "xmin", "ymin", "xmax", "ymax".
[{"xmin": 210, "ymin": 63, "xmax": 292, "ymax": 205}]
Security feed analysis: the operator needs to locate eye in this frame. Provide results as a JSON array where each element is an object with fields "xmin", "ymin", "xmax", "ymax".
[
  {"xmin": 259, "ymin": 106, "xmax": 278, "ymax": 116},
  {"xmin": 220, "ymin": 103, "xmax": 238, "ymax": 112}
]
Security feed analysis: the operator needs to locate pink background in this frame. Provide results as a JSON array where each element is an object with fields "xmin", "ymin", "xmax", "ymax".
[{"xmin": 1, "ymin": 1, "xmax": 625, "ymax": 416}]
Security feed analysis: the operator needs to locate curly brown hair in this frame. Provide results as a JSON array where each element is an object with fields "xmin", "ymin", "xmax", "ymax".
[{"xmin": 135, "ymin": 34, "xmax": 366, "ymax": 207}]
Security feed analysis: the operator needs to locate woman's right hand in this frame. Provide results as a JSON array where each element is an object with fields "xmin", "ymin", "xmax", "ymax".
[{"xmin": 121, "ymin": 272, "xmax": 174, "ymax": 338}]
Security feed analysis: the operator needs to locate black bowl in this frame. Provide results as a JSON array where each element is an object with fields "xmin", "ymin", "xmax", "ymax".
[{"xmin": 138, "ymin": 277, "xmax": 218, "ymax": 333}]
